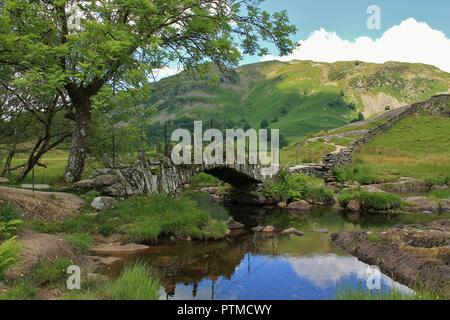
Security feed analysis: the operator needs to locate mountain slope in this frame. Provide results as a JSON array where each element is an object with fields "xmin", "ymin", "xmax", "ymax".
[{"xmin": 146, "ymin": 60, "xmax": 450, "ymax": 144}]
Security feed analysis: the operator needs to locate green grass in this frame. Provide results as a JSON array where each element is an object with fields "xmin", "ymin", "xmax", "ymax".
[
  {"xmin": 8, "ymin": 149, "xmax": 68, "ymax": 186},
  {"xmin": 0, "ymin": 202, "xmax": 22, "ymax": 222},
  {"xmin": 263, "ymin": 173, "xmax": 334, "ymax": 203},
  {"xmin": 335, "ymin": 163, "xmax": 379, "ymax": 184},
  {"xmin": 189, "ymin": 172, "xmax": 222, "ymax": 188},
  {"xmin": 0, "ymin": 279, "xmax": 36, "ymax": 300},
  {"xmin": 0, "ymin": 237, "xmax": 21, "ymax": 278},
  {"xmin": 65, "ymin": 233, "xmax": 93, "ymax": 254},
  {"xmin": 338, "ymin": 188, "xmax": 402, "ymax": 212},
  {"xmin": 347, "ymin": 115, "xmax": 450, "ymax": 184},
  {"xmin": 63, "ymin": 262, "xmax": 161, "ymax": 300},
  {"xmin": 28, "ymin": 195, "xmax": 228, "ymax": 243},
  {"xmin": 429, "ymin": 189, "xmax": 450, "ymax": 200},
  {"xmin": 0, "ymin": 202, "xmax": 23, "ymax": 240},
  {"xmin": 367, "ymin": 232, "xmax": 381, "ymax": 243},
  {"xmin": 281, "ymin": 140, "xmax": 336, "ymax": 166},
  {"xmin": 102, "ymin": 263, "xmax": 161, "ymax": 300},
  {"xmin": 336, "ymin": 286, "xmax": 444, "ymax": 300},
  {"xmin": 31, "ymin": 257, "xmax": 73, "ymax": 286}
]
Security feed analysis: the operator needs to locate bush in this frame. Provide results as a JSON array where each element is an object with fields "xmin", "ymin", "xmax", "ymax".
[
  {"xmin": 0, "ymin": 237, "xmax": 21, "ymax": 278},
  {"xmin": 103, "ymin": 263, "xmax": 161, "ymax": 300},
  {"xmin": 263, "ymin": 173, "xmax": 334, "ymax": 203},
  {"xmin": 338, "ymin": 188, "xmax": 402, "ymax": 211}
]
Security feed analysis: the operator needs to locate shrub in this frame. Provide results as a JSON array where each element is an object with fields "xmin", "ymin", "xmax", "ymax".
[
  {"xmin": 338, "ymin": 188, "xmax": 402, "ymax": 211},
  {"xmin": 0, "ymin": 237, "xmax": 21, "ymax": 278},
  {"xmin": 263, "ymin": 173, "xmax": 333, "ymax": 203},
  {"xmin": 103, "ymin": 263, "xmax": 161, "ymax": 300}
]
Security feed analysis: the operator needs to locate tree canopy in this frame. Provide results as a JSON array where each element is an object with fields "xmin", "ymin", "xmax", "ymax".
[{"xmin": 0, "ymin": 0, "xmax": 297, "ymax": 182}]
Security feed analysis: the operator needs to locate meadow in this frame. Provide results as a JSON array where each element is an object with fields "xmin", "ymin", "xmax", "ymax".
[{"xmin": 341, "ymin": 115, "xmax": 450, "ymax": 185}]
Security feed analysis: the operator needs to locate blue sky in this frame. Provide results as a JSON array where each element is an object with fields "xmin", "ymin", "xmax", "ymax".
[
  {"xmin": 156, "ymin": 1, "xmax": 450, "ymax": 79},
  {"xmin": 243, "ymin": 0, "xmax": 450, "ymax": 64}
]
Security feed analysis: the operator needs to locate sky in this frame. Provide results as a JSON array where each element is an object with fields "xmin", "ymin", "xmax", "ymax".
[
  {"xmin": 246, "ymin": 0, "xmax": 450, "ymax": 71},
  {"xmin": 155, "ymin": 0, "xmax": 450, "ymax": 79}
]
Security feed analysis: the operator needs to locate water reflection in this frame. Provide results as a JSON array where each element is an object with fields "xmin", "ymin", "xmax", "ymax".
[{"xmin": 134, "ymin": 194, "xmax": 427, "ymax": 299}]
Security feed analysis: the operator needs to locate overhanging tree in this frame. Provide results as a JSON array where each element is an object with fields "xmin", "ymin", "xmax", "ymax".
[{"xmin": 0, "ymin": 0, "xmax": 297, "ymax": 182}]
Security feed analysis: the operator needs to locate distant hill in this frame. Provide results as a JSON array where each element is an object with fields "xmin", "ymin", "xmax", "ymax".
[{"xmin": 145, "ymin": 60, "xmax": 450, "ymax": 145}]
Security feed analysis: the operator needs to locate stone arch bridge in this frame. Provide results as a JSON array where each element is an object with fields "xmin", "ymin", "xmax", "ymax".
[{"xmin": 83, "ymin": 154, "xmax": 280, "ymax": 204}]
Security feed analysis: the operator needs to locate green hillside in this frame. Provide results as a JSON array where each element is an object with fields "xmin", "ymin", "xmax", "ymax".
[{"xmin": 146, "ymin": 60, "xmax": 450, "ymax": 146}]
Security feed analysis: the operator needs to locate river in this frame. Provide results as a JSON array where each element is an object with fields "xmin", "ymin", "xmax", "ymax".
[{"xmin": 112, "ymin": 192, "xmax": 449, "ymax": 300}]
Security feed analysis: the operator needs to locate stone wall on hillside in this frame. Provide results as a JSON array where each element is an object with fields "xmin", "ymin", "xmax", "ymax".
[{"xmin": 322, "ymin": 94, "xmax": 450, "ymax": 175}]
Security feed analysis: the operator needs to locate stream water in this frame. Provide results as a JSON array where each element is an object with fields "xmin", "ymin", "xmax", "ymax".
[{"xmin": 115, "ymin": 193, "xmax": 448, "ymax": 300}]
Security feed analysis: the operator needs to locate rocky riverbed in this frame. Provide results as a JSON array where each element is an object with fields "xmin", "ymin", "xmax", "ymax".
[{"xmin": 331, "ymin": 220, "xmax": 450, "ymax": 295}]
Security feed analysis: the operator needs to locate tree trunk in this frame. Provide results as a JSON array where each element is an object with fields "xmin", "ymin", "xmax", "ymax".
[{"xmin": 64, "ymin": 99, "xmax": 91, "ymax": 183}]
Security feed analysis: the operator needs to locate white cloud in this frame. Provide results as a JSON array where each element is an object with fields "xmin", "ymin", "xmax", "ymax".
[
  {"xmin": 152, "ymin": 66, "xmax": 183, "ymax": 81},
  {"xmin": 287, "ymin": 254, "xmax": 412, "ymax": 293},
  {"xmin": 261, "ymin": 18, "xmax": 450, "ymax": 72}
]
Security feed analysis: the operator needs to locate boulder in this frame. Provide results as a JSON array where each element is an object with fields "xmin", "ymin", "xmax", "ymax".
[
  {"xmin": 20, "ymin": 184, "xmax": 50, "ymax": 190},
  {"xmin": 90, "ymin": 243, "xmax": 150, "ymax": 257},
  {"xmin": 0, "ymin": 186, "xmax": 84, "ymax": 221},
  {"xmin": 277, "ymin": 201, "xmax": 288, "ymax": 208},
  {"xmin": 373, "ymin": 178, "xmax": 429, "ymax": 194},
  {"xmin": 281, "ymin": 228, "xmax": 304, "ymax": 237},
  {"xmin": 227, "ymin": 217, "xmax": 245, "ymax": 230},
  {"xmin": 347, "ymin": 199, "xmax": 361, "ymax": 212},
  {"xmin": 251, "ymin": 226, "xmax": 264, "ymax": 233},
  {"xmin": 98, "ymin": 256, "xmax": 123, "ymax": 267},
  {"xmin": 262, "ymin": 226, "xmax": 275, "ymax": 233},
  {"xmin": 286, "ymin": 200, "xmax": 313, "ymax": 211},
  {"xmin": 439, "ymin": 200, "xmax": 450, "ymax": 213},
  {"xmin": 6, "ymin": 229, "xmax": 77, "ymax": 280},
  {"xmin": 0, "ymin": 177, "xmax": 9, "ymax": 184},
  {"xmin": 430, "ymin": 185, "xmax": 449, "ymax": 192},
  {"xmin": 361, "ymin": 185, "xmax": 386, "ymax": 193},
  {"xmin": 86, "ymin": 273, "xmax": 109, "ymax": 283},
  {"xmin": 404, "ymin": 197, "xmax": 440, "ymax": 213},
  {"xmin": 93, "ymin": 174, "xmax": 117, "ymax": 187},
  {"xmin": 91, "ymin": 196, "xmax": 117, "ymax": 211},
  {"xmin": 73, "ymin": 179, "xmax": 94, "ymax": 189},
  {"xmin": 331, "ymin": 220, "xmax": 450, "ymax": 296}
]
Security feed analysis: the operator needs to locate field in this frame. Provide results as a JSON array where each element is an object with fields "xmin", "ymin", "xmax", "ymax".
[{"xmin": 343, "ymin": 115, "xmax": 450, "ymax": 184}]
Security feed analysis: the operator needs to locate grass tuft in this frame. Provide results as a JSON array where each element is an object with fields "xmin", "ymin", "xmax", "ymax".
[{"xmin": 338, "ymin": 188, "xmax": 402, "ymax": 212}]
